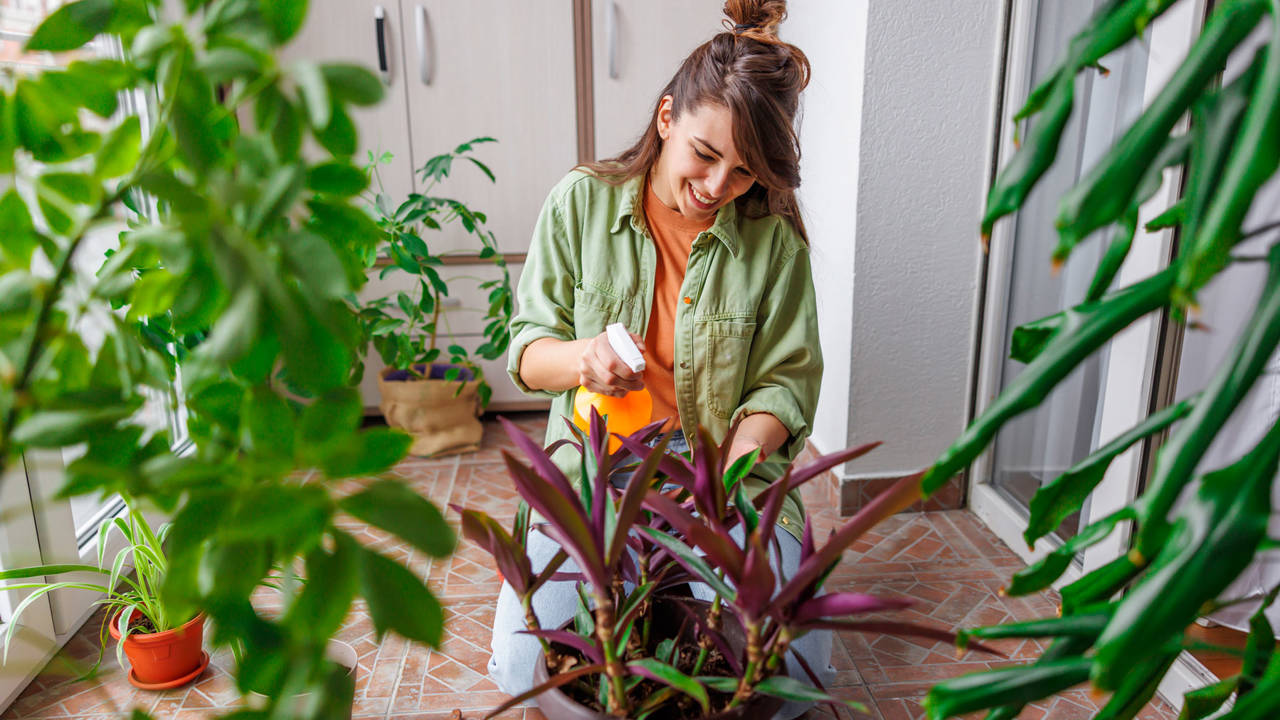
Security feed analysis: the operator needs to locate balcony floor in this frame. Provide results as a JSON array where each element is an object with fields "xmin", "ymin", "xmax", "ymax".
[{"xmin": 4, "ymin": 413, "xmax": 1177, "ymax": 719}]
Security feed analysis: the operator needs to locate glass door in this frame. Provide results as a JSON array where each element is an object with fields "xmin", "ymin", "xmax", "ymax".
[
  {"xmin": 969, "ymin": 0, "xmax": 1206, "ymax": 572},
  {"xmin": 0, "ymin": 459, "xmax": 56, "ymax": 710}
]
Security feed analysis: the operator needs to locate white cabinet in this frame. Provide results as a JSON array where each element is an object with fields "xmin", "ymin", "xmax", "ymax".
[
  {"xmin": 590, "ymin": 0, "xmax": 725, "ymax": 159},
  {"xmin": 405, "ymin": 1, "xmax": 579, "ymax": 254},
  {"xmin": 281, "ymin": 0, "xmax": 416, "ymax": 203}
]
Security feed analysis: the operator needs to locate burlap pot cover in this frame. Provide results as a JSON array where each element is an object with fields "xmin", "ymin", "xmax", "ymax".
[{"xmin": 377, "ymin": 367, "xmax": 483, "ymax": 457}]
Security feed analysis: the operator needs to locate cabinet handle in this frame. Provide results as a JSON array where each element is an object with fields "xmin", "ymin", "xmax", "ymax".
[
  {"xmin": 416, "ymin": 5, "xmax": 432, "ymax": 85},
  {"xmin": 607, "ymin": 1, "xmax": 619, "ymax": 79},
  {"xmin": 375, "ymin": 5, "xmax": 390, "ymax": 84}
]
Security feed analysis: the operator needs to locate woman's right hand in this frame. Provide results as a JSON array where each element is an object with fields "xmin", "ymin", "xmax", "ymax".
[{"xmin": 578, "ymin": 330, "xmax": 646, "ymax": 397}]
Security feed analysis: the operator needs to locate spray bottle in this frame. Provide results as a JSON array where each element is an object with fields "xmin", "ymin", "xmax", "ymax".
[{"xmin": 572, "ymin": 323, "xmax": 653, "ymax": 450}]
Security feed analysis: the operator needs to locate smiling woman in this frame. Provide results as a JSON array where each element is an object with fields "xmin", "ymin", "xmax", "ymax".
[{"xmin": 498, "ymin": 1, "xmax": 828, "ymax": 718}]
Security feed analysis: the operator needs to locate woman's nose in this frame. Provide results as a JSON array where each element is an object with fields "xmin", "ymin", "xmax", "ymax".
[{"xmin": 706, "ymin": 166, "xmax": 729, "ymax": 197}]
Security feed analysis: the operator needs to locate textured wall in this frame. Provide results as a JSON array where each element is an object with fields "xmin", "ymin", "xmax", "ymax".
[{"xmin": 844, "ymin": 1, "xmax": 1002, "ymax": 479}]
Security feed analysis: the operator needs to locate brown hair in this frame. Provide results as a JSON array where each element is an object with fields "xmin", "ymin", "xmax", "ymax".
[{"xmin": 581, "ymin": 0, "xmax": 812, "ymax": 241}]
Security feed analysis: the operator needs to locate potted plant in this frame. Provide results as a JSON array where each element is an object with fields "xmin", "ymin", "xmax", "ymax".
[
  {"xmin": 454, "ymin": 413, "xmax": 997, "ymax": 719},
  {"xmin": 0, "ymin": 496, "xmax": 205, "ymax": 689},
  {"xmin": 353, "ymin": 139, "xmax": 514, "ymax": 457}
]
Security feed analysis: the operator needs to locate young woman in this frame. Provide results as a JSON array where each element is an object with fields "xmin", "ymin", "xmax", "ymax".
[{"xmin": 493, "ymin": 1, "xmax": 830, "ymax": 716}]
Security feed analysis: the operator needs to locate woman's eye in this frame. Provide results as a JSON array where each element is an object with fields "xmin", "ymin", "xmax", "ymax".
[
  {"xmin": 734, "ymin": 167, "xmax": 752, "ymax": 177},
  {"xmin": 694, "ymin": 151, "xmax": 713, "ymax": 162}
]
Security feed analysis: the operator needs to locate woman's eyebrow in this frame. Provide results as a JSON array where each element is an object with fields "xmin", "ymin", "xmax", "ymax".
[{"xmin": 692, "ymin": 136, "xmax": 723, "ymax": 158}]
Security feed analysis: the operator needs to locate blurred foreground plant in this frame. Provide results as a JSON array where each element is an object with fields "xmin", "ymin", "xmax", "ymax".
[
  {"xmin": 0, "ymin": 0, "xmax": 455, "ymax": 716},
  {"xmin": 921, "ymin": 1, "xmax": 1280, "ymax": 718}
]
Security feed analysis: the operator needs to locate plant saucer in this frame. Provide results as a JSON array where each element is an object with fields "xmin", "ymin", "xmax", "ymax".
[{"xmin": 127, "ymin": 651, "xmax": 210, "ymax": 690}]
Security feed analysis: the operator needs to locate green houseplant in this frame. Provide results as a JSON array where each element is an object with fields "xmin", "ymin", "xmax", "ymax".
[
  {"xmin": 0, "ymin": 0, "xmax": 458, "ymax": 716},
  {"xmin": 456, "ymin": 414, "xmax": 998, "ymax": 719},
  {"xmin": 913, "ymin": 1, "xmax": 1280, "ymax": 718},
  {"xmin": 0, "ymin": 495, "xmax": 207, "ymax": 689},
  {"xmin": 353, "ymin": 139, "xmax": 514, "ymax": 457}
]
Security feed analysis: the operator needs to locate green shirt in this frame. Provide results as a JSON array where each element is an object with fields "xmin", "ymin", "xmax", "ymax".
[{"xmin": 507, "ymin": 170, "xmax": 823, "ymax": 540}]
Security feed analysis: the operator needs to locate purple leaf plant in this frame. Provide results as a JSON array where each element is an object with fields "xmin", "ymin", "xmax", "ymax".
[{"xmin": 453, "ymin": 410, "xmax": 997, "ymax": 719}]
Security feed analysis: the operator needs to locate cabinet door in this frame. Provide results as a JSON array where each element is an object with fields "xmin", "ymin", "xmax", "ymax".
[
  {"xmin": 402, "ymin": 1, "xmax": 578, "ymax": 255},
  {"xmin": 279, "ymin": 0, "xmax": 416, "ymax": 202},
  {"xmin": 591, "ymin": 0, "xmax": 725, "ymax": 160}
]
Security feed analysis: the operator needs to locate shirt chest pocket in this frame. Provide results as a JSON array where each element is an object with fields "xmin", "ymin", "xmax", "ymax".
[
  {"xmin": 573, "ymin": 284, "xmax": 640, "ymax": 339},
  {"xmin": 696, "ymin": 318, "xmax": 756, "ymax": 419}
]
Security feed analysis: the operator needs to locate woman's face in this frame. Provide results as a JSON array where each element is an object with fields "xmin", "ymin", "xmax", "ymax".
[{"xmin": 651, "ymin": 96, "xmax": 757, "ymax": 222}]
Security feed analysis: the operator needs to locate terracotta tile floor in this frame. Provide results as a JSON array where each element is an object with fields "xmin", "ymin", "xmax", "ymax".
[{"xmin": 3, "ymin": 413, "xmax": 1179, "ymax": 720}]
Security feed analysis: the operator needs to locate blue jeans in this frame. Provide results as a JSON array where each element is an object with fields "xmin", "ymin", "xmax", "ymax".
[{"xmin": 488, "ymin": 430, "xmax": 835, "ymax": 719}]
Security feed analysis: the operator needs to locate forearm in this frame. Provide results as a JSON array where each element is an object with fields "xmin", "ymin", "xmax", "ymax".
[
  {"xmin": 726, "ymin": 412, "xmax": 790, "ymax": 465},
  {"xmin": 518, "ymin": 337, "xmax": 591, "ymax": 392}
]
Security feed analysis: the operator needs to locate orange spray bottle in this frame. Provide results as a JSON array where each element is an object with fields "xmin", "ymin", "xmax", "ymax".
[{"xmin": 572, "ymin": 323, "xmax": 652, "ymax": 451}]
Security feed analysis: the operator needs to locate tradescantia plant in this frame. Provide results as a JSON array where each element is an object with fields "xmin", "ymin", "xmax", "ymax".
[
  {"xmin": 919, "ymin": 0, "xmax": 1280, "ymax": 718},
  {"xmin": 456, "ymin": 414, "xmax": 997, "ymax": 719},
  {"xmin": 1, "ymin": 0, "xmax": 456, "ymax": 716}
]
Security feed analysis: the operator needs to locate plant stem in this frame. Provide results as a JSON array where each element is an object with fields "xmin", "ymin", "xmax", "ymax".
[
  {"xmin": 592, "ymin": 593, "xmax": 629, "ymax": 716},
  {"xmin": 521, "ymin": 594, "xmax": 554, "ymax": 660},
  {"xmin": 728, "ymin": 619, "xmax": 763, "ymax": 708}
]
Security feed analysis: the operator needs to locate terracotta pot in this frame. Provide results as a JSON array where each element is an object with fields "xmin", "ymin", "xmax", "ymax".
[
  {"xmin": 377, "ymin": 364, "xmax": 483, "ymax": 457},
  {"xmin": 109, "ymin": 610, "xmax": 207, "ymax": 689},
  {"xmin": 246, "ymin": 639, "xmax": 358, "ymax": 719},
  {"xmin": 530, "ymin": 599, "xmax": 785, "ymax": 720}
]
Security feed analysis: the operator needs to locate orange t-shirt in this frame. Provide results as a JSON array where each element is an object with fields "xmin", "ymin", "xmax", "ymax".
[{"xmin": 642, "ymin": 179, "xmax": 713, "ymax": 429}]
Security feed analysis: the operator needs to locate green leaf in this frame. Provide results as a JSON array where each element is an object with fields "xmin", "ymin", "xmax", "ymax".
[
  {"xmin": 315, "ymin": 103, "xmax": 356, "ymax": 156},
  {"xmin": 923, "ymin": 657, "xmax": 1093, "ymax": 720},
  {"xmin": 95, "ymin": 116, "xmax": 142, "ymax": 179},
  {"xmin": 25, "ymin": 0, "xmax": 113, "ymax": 52},
  {"xmin": 627, "ymin": 659, "xmax": 708, "ymax": 713},
  {"xmin": 219, "ymin": 485, "xmax": 328, "ymax": 551},
  {"xmin": 299, "ymin": 388, "xmax": 362, "ymax": 454},
  {"xmin": 638, "ymin": 527, "xmax": 735, "ymax": 600},
  {"xmin": 320, "ymin": 63, "xmax": 384, "ymax": 106},
  {"xmin": 292, "ymin": 60, "xmax": 331, "ymax": 129},
  {"xmin": 240, "ymin": 386, "xmax": 295, "ymax": 458},
  {"xmin": 352, "ymin": 537, "xmax": 443, "ymax": 647},
  {"xmin": 306, "ymin": 161, "xmax": 368, "ymax": 196},
  {"xmin": 1024, "ymin": 396, "xmax": 1195, "ymax": 545},
  {"xmin": 321, "ymin": 427, "xmax": 411, "ymax": 477},
  {"xmin": 338, "ymin": 479, "xmax": 455, "ymax": 558},
  {"xmin": 11, "ymin": 403, "xmax": 140, "ymax": 448},
  {"xmin": 754, "ymin": 675, "xmax": 868, "ymax": 711},
  {"xmin": 258, "ymin": 0, "xmax": 309, "ymax": 44},
  {"xmin": 1093, "ymin": 414, "xmax": 1280, "ymax": 690},
  {"xmin": 287, "ymin": 542, "xmax": 359, "ymax": 642},
  {"xmin": 0, "ymin": 191, "xmax": 38, "ymax": 265},
  {"xmin": 1178, "ymin": 676, "xmax": 1238, "ymax": 720}
]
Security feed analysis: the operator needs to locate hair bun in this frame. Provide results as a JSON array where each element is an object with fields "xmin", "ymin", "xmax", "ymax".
[{"xmin": 722, "ymin": 0, "xmax": 786, "ymax": 36}]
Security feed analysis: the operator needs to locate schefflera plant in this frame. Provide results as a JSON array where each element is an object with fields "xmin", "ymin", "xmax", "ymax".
[{"xmin": 456, "ymin": 413, "xmax": 996, "ymax": 719}]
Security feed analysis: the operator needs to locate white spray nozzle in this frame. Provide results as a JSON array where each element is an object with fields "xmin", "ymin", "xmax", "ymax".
[{"xmin": 606, "ymin": 323, "xmax": 646, "ymax": 373}]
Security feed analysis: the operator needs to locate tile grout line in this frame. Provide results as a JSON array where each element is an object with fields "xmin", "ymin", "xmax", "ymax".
[{"xmin": 381, "ymin": 453, "xmax": 461, "ymax": 720}]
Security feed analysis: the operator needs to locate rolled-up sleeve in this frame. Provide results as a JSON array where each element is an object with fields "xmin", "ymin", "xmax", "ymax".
[
  {"xmin": 731, "ymin": 243, "xmax": 822, "ymax": 461},
  {"xmin": 507, "ymin": 191, "xmax": 578, "ymax": 397}
]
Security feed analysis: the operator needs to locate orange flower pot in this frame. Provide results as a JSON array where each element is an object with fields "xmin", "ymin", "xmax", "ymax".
[{"xmin": 109, "ymin": 610, "xmax": 207, "ymax": 689}]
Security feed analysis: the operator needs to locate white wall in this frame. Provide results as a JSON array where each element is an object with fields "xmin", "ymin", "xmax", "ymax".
[
  {"xmin": 785, "ymin": 1, "xmax": 868, "ymax": 457},
  {"xmin": 790, "ymin": 1, "xmax": 1004, "ymax": 482}
]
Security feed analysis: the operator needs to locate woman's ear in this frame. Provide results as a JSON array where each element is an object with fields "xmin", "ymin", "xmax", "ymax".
[{"xmin": 655, "ymin": 95, "xmax": 674, "ymax": 140}]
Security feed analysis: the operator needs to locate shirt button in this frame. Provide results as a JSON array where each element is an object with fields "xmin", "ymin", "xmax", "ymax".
[
  {"xmin": 682, "ymin": 296, "xmax": 692, "ymax": 304},
  {"xmin": 781, "ymin": 517, "xmax": 790, "ymax": 526},
  {"xmin": 679, "ymin": 361, "xmax": 688, "ymax": 369}
]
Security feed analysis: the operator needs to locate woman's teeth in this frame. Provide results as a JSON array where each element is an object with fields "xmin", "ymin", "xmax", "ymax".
[{"xmin": 691, "ymin": 187, "xmax": 714, "ymax": 205}]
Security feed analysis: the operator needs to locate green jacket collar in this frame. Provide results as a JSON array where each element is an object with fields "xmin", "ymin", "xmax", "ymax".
[{"xmin": 610, "ymin": 173, "xmax": 743, "ymax": 258}]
